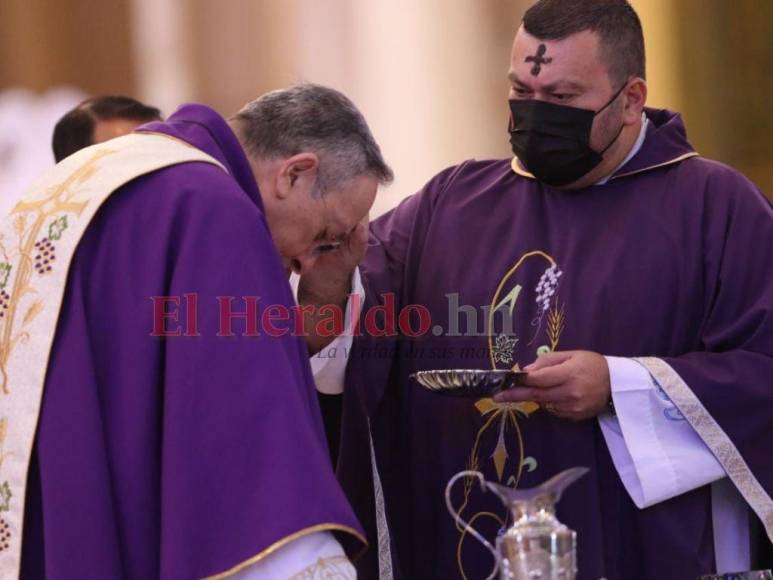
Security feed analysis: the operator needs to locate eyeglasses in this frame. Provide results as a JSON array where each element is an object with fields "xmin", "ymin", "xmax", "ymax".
[{"xmin": 311, "ymin": 242, "xmax": 342, "ymax": 256}]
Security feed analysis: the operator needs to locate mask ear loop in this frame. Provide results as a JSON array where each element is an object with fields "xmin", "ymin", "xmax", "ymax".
[
  {"xmin": 594, "ymin": 79, "xmax": 631, "ymax": 155},
  {"xmin": 594, "ymin": 80, "xmax": 630, "ymax": 117},
  {"xmin": 598, "ymin": 121, "xmax": 626, "ymax": 156}
]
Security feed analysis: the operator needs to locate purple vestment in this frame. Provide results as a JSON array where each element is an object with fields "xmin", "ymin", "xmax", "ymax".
[
  {"xmin": 20, "ymin": 105, "xmax": 364, "ymax": 578},
  {"xmin": 339, "ymin": 108, "xmax": 773, "ymax": 579}
]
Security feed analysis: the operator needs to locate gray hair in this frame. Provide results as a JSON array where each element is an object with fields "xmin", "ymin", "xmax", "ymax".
[{"xmin": 232, "ymin": 84, "xmax": 393, "ymax": 195}]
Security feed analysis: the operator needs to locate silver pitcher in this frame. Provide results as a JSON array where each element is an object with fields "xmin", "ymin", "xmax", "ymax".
[{"xmin": 446, "ymin": 467, "xmax": 589, "ymax": 580}]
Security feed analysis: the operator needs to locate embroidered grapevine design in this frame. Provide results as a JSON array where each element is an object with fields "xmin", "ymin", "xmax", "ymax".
[
  {"xmin": 458, "ymin": 252, "xmax": 568, "ymax": 580},
  {"xmin": 0, "ymin": 149, "xmax": 109, "ymax": 563},
  {"xmin": 0, "ymin": 483, "xmax": 10, "ymax": 513},
  {"xmin": 0, "ymin": 152, "xmax": 105, "ymax": 394},
  {"xmin": 530, "ymin": 264, "xmax": 562, "ymax": 344},
  {"xmin": 0, "ymin": 518, "xmax": 9, "ymax": 553},
  {"xmin": 33, "ymin": 238, "xmax": 57, "ymax": 275},
  {"xmin": 0, "ymin": 417, "xmax": 9, "ymax": 553}
]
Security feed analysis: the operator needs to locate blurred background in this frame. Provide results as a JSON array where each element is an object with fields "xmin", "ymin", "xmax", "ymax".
[
  {"xmin": 0, "ymin": 0, "xmax": 771, "ymax": 564},
  {"xmin": 0, "ymin": 0, "xmax": 771, "ymax": 217}
]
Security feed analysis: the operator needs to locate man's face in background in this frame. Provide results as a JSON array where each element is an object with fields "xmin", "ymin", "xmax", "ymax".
[
  {"xmin": 91, "ymin": 117, "xmax": 149, "ymax": 145},
  {"xmin": 52, "ymin": 96, "xmax": 162, "ymax": 162}
]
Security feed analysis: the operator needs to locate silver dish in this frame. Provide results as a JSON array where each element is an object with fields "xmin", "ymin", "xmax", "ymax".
[{"xmin": 410, "ymin": 369, "xmax": 527, "ymax": 398}]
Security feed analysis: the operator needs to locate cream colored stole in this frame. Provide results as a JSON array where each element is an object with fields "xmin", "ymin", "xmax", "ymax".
[{"xmin": 0, "ymin": 132, "xmax": 227, "ymax": 578}]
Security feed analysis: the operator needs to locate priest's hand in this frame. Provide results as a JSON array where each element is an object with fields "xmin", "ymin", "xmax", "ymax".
[
  {"xmin": 493, "ymin": 351, "xmax": 611, "ymax": 421},
  {"xmin": 298, "ymin": 216, "xmax": 369, "ymax": 354}
]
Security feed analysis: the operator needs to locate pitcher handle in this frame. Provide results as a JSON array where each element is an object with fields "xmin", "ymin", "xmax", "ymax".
[{"xmin": 445, "ymin": 470, "xmax": 500, "ymax": 580}]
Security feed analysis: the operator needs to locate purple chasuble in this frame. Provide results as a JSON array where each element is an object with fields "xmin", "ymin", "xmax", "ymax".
[
  {"xmin": 339, "ymin": 108, "xmax": 773, "ymax": 580},
  {"xmin": 20, "ymin": 104, "xmax": 364, "ymax": 578}
]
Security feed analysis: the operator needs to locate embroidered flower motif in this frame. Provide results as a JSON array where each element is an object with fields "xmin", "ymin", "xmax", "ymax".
[
  {"xmin": 0, "ymin": 481, "xmax": 10, "ymax": 512},
  {"xmin": 0, "ymin": 263, "xmax": 10, "ymax": 289},
  {"xmin": 663, "ymin": 407, "xmax": 685, "ymax": 421},
  {"xmin": 521, "ymin": 456, "xmax": 538, "ymax": 473},
  {"xmin": 492, "ymin": 333, "xmax": 518, "ymax": 365},
  {"xmin": 33, "ymin": 238, "xmax": 56, "ymax": 275},
  {"xmin": 654, "ymin": 381, "xmax": 686, "ymax": 421},
  {"xmin": 48, "ymin": 215, "xmax": 68, "ymax": 241},
  {"xmin": 0, "ymin": 517, "xmax": 9, "ymax": 552}
]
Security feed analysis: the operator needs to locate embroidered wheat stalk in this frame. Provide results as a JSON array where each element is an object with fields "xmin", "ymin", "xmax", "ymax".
[{"xmin": 547, "ymin": 303, "xmax": 566, "ymax": 351}]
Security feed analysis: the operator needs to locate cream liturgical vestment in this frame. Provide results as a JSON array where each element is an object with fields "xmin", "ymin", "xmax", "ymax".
[{"xmin": 0, "ymin": 133, "xmax": 226, "ymax": 577}]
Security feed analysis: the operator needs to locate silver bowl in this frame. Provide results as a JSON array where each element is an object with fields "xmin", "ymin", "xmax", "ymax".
[{"xmin": 410, "ymin": 369, "xmax": 527, "ymax": 398}]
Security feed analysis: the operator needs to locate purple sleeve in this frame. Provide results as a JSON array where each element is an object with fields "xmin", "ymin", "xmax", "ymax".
[
  {"xmin": 363, "ymin": 164, "xmax": 462, "ymax": 303},
  {"xmin": 338, "ymin": 165, "xmax": 462, "ymax": 576},
  {"xmin": 658, "ymin": 165, "xmax": 773, "ymax": 536},
  {"xmin": 349, "ymin": 163, "xmax": 466, "ymax": 413}
]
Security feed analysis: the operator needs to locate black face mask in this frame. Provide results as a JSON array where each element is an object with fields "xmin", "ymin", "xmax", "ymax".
[{"xmin": 508, "ymin": 83, "xmax": 627, "ymax": 187}]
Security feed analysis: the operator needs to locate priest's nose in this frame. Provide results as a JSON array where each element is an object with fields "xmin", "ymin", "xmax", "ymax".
[{"xmin": 291, "ymin": 253, "xmax": 319, "ymax": 275}]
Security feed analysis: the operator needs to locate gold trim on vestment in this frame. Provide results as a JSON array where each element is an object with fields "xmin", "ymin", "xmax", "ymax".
[
  {"xmin": 510, "ymin": 157, "xmax": 535, "ymax": 179},
  {"xmin": 202, "ymin": 524, "xmax": 368, "ymax": 579},
  {"xmin": 635, "ymin": 357, "xmax": 773, "ymax": 543},
  {"xmin": 610, "ymin": 152, "xmax": 699, "ymax": 180},
  {"xmin": 509, "ymin": 152, "xmax": 700, "ymax": 182}
]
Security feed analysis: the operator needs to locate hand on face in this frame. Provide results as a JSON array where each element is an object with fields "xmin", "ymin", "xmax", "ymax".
[
  {"xmin": 298, "ymin": 215, "xmax": 369, "ymax": 305},
  {"xmin": 257, "ymin": 150, "xmax": 377, "ymax": 279},
  {"xmin": 494, "ymin": 350, "xmax": 611, "ymax": 421}
]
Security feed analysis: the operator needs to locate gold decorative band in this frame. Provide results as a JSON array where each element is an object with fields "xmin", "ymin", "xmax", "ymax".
[
  {"xmin": 635, "ymin": 356, "xmax": 773, "ymax": 542},
  {"xmin": 202, "ymin": 523, "xmax": 368, "ymax": 579},
  {"xmin": 509, "ymin": 152, "xmax": 700, "ymax": 181},
  {"xmin": 510, "ymin": 157, "xmax": 535, "ymax": 179},
  {"xmin": 611, "ymin": 152, "xmax": 699, "ymax": 180}
]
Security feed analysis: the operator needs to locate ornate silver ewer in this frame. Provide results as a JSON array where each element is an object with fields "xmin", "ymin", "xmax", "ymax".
[{"xmin": 446, "ymin": 467, "xmax": 589, "ymax": 580}]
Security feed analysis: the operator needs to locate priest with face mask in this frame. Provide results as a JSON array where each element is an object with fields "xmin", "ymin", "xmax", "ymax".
[{"xmin": 298, "ymin": 1, "xmax": 773, "ymax": 578}]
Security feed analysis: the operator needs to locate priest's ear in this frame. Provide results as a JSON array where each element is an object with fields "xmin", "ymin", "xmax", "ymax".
[
  {"xmin": 276, "ymin": 153, "xmax": 320, "ymax": 199},
  {"xmin": 622, "ymin": 77, "xmax": 647, "ymax": 125}
]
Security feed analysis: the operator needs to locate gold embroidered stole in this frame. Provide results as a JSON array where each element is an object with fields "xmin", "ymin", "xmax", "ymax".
[{"xmin": 0, "ymin": 133, "xmax": 227, "ymax": 578}]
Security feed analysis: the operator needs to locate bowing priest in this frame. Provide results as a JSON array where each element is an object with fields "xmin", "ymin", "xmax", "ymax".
[
  {"xmin": 1, "ymin": 84, "xmax": 392, "ymax": 578},
  {"xmin": 300, "ymin": 1, "xmax": 773, "ymax": 578}
]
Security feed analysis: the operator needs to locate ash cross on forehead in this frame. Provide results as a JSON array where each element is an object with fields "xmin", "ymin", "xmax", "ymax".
[{"xmin": 525, "ymin": 44, "xmax": 553, "ymax": 76}]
